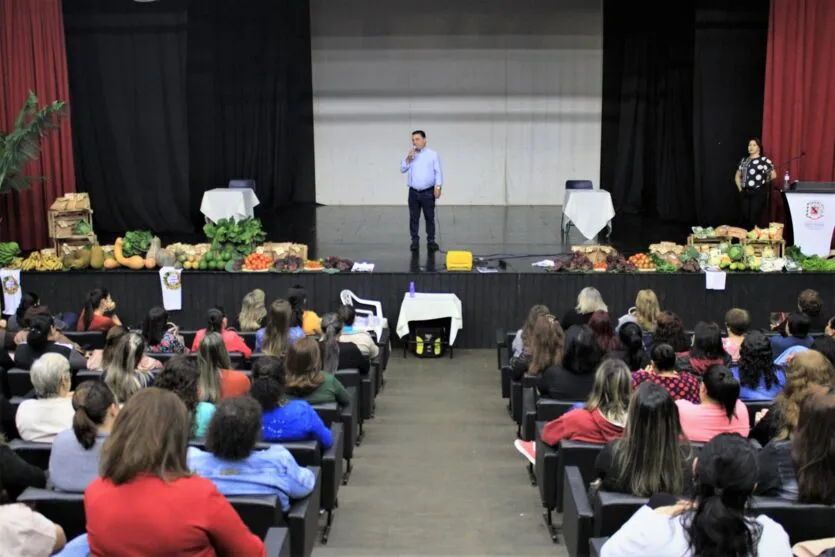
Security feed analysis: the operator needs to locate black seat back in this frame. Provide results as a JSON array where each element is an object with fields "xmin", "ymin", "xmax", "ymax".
[
  {"xmin": 239, "ymin": 332, "xmax": 257, "ymax": 351},
  {"xmin": 744, "ymin": 400, "xmax": 773, "ymax": 426},
  {"xmin": 592, "ymin": 490, "xmax": 648, "ymax": 537},
  {"xmin": 752, "ymin": 497, "xmax": 835, "ymax": 545},
  {"xmin": 63, "ymin": 331, "xmax": 106, "ymax": 350},
  {"xmin": 228, "ymin": 495, "xmax": 283, "ymax": 538},
  {"xmin": 537, "ymin": 399, "xmax": 580, "ymax": 422},
  {"xmin": 6, "ymin": 368, "xmax": 33, "ymax": 398},
  {"xmin": 556, "ymin": 440, "xmax": 605, "ymax": 513},
  {"xmin": 190, "ymin": 439, "xmax": 321, "ymax": 467},
  {"xmin": 311, "ymin": 403, "xmax": 339, "ymax": 427},
  {"xmin": 72, "ymin": 370, "xmax": 103, "ymax": 390},
  {"xmin": 9, "ymin": 439, "xmax": 52, "ymax": 469},
  {"xmin": 17, "ymin": 488, "xmax": 87, "ymax": 539}
]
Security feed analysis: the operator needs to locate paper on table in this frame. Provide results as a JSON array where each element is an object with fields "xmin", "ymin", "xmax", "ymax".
[
  {"xmin": 476, "ymin": 266, "xmax": 498, "ymax": 273},
  {"xmin": 705, "ymin": 270, "xmax": 726, "ymax": 290},
  {"xmin": 351, "ymin": 262, "xmax": 375, "ymax": 272},
  {"xmin": 532, "ymin": 259, "xmax": 555, "ymax": 268}
]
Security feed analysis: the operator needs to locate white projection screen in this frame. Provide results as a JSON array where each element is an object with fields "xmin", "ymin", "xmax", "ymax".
[{"xmin": 311, "ymin": 0, "xmax": 602, "ymax": 206}]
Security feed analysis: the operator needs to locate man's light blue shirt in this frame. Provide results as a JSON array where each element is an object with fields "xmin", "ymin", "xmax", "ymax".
[{"xmin": 400, "ymin": 148, "xmax": 443, "ymax": 191}]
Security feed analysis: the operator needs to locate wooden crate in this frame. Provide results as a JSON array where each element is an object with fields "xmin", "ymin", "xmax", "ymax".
[
  {"xmin": 686, "ymin": 235, "xmax": 737, "ymax": 254},
  {"xmin": 743, "ymin": 239, "xmax": 785, "ymax": 258},
  {"xmin": 48, "ymin": 209, "xmax": 94, "ymax": 239}
]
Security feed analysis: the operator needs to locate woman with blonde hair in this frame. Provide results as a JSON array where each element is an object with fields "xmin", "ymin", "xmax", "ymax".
[
  {"xmin": 617, "ymin": 289, "xmax": 660, "ymax": 333},
  {"xmin": 103, "ymin": 332, "xmax": 156, "ymax": 404},
  {"xmin": 284, "ymin": 338, "xmax": 350, "ymax": 406},
  {"xmin": 196, "ymin": 332, "xmax": 250, "ymax": 402},
  {"xmin": 562, "ymin": 287, "xmax": 607, "ymax": 329},
  {"xmin": 237, "ymin": 289, "xmax": 267, "ymax": 331},
  {"xmin": 255, "ymin": 299, "xmax": 304, "ymax": 355}
]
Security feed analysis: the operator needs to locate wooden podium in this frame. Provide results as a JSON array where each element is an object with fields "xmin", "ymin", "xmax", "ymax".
[{"xmin": 782, "ymin": 182, "xmax": 835, "ymax": 256}]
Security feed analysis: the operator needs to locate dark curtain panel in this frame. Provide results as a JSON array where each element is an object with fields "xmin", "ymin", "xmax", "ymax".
[
  {"xmin": 187, "ymin": 0, "xmax": 315, "ymax": 223},
  {"xmin": 63, "ymin": 0, "xmax": 192, "ymax": 233}
]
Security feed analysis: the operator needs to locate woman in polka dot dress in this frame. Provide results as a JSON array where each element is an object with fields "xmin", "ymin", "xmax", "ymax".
[{"xmin": 735, "ymin": 137, "xmax": 776, "ymax": 229}]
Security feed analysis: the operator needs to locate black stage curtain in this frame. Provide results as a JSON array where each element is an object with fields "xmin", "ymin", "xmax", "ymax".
[
  {"xmin": 602, "ymin": 0, "xmax": 768, "ymax": 226},
  {"xmin": 63, "ymin": 0, "xmax": 314, "ymax": 233}
]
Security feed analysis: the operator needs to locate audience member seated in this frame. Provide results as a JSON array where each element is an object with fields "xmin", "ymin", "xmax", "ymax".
[
  {"xmin": 812, "ymin": 335, "xmax": 835, "ymax": 367},
  {"xmin": 548, "ymin": 326, "xmax": 603, "ymax": 401},
  {"xmin": 187, "ymin": 396, "xmax": 316, "ymax": 511},
  {"xmin": 337, "ymin": 304, "xmax": 380, "ymax": 360},
  {"xmin": 285, "ymin": 338, "xmax": 350, "ymax": 407},
  {"xmin": 723, "ymin": 308, "xmax": 750, "ymax": 363},
  {"xmin": 197, "ymin": 333, "xmax": 251, "ymax": 401},
  {"xmin": 13, "ymin": 314, "xmax": 86, "ymax": 370},
  {"xmin": 251, "ymin": 356, "xmax": 332, "ymax": 448},
  {"xmin": 749, "ymin": 350, "xmax": 835, "ymax": 446},
  {"xmin": 49, "ymin": 381, "xmax": 118, "ymax": 492},
  {"xmin": 561, "ymin": 287, "xmax": 607, "ymax": 330},
  {"xmin": 676, "ymin": 365, "xmax": 749, "ymax": 442},
  {"xmin": 771, "ymin": 313, "xmax": 814, "ymax": 359},
  {"xmin": 190, "ymin": 307, "xmax": 252, "ymax": 358},
  {"xmin": 288, "ymin": 284, "xmax": 322, "ymax": 336},
  {"xmin": 608, "ymin": 322, "xmax": 649, "ymax": 371},
  {"xmin": 319, "ymin": 313, "xmax": 369, "ymax": 374},
  {"xmin": 509, "ymin": 312, "xmax": 557, "ymax": 381},
  {"xmin": 676, "ymin": 322, "xmax": 729, "ymax": 376},
  {"xmin": 155, "ymin": 356, "xmax": 215, "ymax": 438},
  {"xmin": 76, "ymin": 288, "xmax": 122, "ymax": 332},
  {"xmin": 731, "ymin": 330, "xmax": 786, "ymax": 401},
  {"xmin": 0, "ymin": 500, "xmax": 66, "ymax": 557},
  {"xmin": 85, "ymin": 388, "xmax": 265, "ymax": 555},
  {"xmin": 825, "ymin": 316, "xmax": 835, "ymax": 337},
  {"xmin": 798, "ymin": 288, "xmax": 826, "ymax": 333},
  {"xmin": 0, "ymin": 436, "xmax": 46, "ymax": 500},
  {"xmin": 236, "ymin": 288, "xmax": 267, "ymax": 332},
  {"xmin": 103, "ymin": 332, "xmax": 157, "ymax": 404},
  {"xmin": 632, "ymin": 344, "xmax": 701, "ymax": 403},
  {"xmin": 16, "ymin": 354, "xmax": 75, "ymax": 443},
  {"xmin": 142, "ymin": 306, "xmax": 187, "ymax": 354},
  {"xmin": 588, "ymin": 311, "xmax": 621, "ymax": 353},
  {"xmin": 6, "ymin": 292, "xmax": 39, "ymax": 332},
  {"xmin": 652, "ymin": 311, "xmax": 691, "ymax": 353},
  {"xmin": 595, "ymin": 382, "xmax": 693, "ymax": 496},
  {"xmin": 510, "ymin": 304, "xmax": 549, "ymax": 358},
  {"xmin": 757, "ymin": 388, "xmax": 835, "ymax": 502},
  {"xmin": 616, "ymin": 289, "xmax": 659, "ymax": 333},
  {"xmin": 256, "ymin": 299, "xmax": 304, "ymax": 355},
  {"xmin": 86, "ymin": 326, "xmax": 161, "ymax": 372},
  {"xmin": 601, "ymin": 433, "xmax": 791, "ymax": 557},
  {"xmin": 9, "ymin": 292, "xmax": 71, "ymax": 338},
  {"xmin": 541, "ymin": 359, "xmax": 630, "ymax": 446}
]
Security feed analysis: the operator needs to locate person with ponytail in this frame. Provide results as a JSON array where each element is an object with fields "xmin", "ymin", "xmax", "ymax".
[
  {"xmin": 288, "ymin": 285, "xmax": 321, "ymax": 336},
  {"xmin": 256, "ymin": 299, "xmax": 304, "ymax": 356},
  {"xmin": 48, "ymin": 381, "xmax": 118, "ymax": 492},
  {"xmin": 14, "ymin": 314, "xmax": 86, "ymax": 370},
  {"xmin": 609, "ymin": 322, "xmax": 649, "ymax": 371},
  {"xmin": 76, "ymin": 288, "xmax": 122, "ymax": 332},
  {"xmin": 319, "ymin": 313, "xmax": 369, "ymax": 374},
  {"xmin": 601, "ymin": 433, "xmax": 791, "ymax": 557},
  {"xmin": 85, "ymin": 326, "xmax": 161, "ymax": 373},
  {"xmin": 285, "ymin": 338, "xmax": 350, "ymax": 407},
  {"xmin": 102, "ymin": 333, "xmax": 157, "ymax": 404},
  {"xmin": 196, "ymin": 332, "xmax": 250, "ymax": 401},
  {"xmin": 190, "ymin": 307, "xmax": 252, "ymax": 358},
  {"xmin": 675, "ymin": 364, "xmax": 749, "ymax": 442}
]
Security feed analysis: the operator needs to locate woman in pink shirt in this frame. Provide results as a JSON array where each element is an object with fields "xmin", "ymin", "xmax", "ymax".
[
  {"xmin": 676, "ymin": 364, "xmax": 750, "ymax": 442},
  {"xmin": 190, "ymin": 307, "xmax": 252, "ymax": 358}
]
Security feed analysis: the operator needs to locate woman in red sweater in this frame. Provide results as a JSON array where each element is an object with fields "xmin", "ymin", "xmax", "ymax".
[
  {"xmin": 197, "ymin": 332, "xmax": 251, "ymax": 400},
  {"xmin": 77, "ymin": 288, "xmax": 123, "ymax": 332},
  {"xmin": 85, "ymin": 387, "xmax": 264, "ymax": 556},
  {"xmin": 542, "ymin": 358, "xmax": 632, "ymax": 446},
  {"xmin": 190, "ymin": 307, "xmax": 252, "ymax": 358}
]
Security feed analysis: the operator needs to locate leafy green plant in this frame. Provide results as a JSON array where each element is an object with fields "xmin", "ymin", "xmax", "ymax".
[
  {"xmin": 203, "ymin": 217, "xmax": 266, "ymax": 254},
  {"xmin": 0, "ymin": 92, "xmax": 66, "ymax": 194},
  {"xmin": 122, "ymin": 230, "xmax": 153, "ymax": 257}
]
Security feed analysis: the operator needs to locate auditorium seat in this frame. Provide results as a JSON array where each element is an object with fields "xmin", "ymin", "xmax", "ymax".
[
  {"xmin": 522, "ymin": 391, "xmax": 578, "ymax": 442},
  {"xmin": 264, "ymin": 527, "xmax": 291, "ymax": 557},
  {"xmin": 239, "ymin": 331, "xmax": 257, "ymax": 351},
  {"xmin": 63, "ymin": 331, "xmax": 106, "ymax": 350},
  {"xmin": 180, "ymin": 330, "xmax": 197, "ymax": 348},
  {"xmin": 744, "ymin": 399, "xmax": 773, "ymax": 426},
  {"xmin": 334, "ymin": 369, "xmax": 365, "ymax": 445},
  {"xmin": 72, "ymin": 369, "xmax": 102, "ymax": 389},
  {"xmin": 510, "ymin": 374, "xmax": 539, "ymax": 438},
  {"xmin": 6, "ymin": 368, "xmax": 33, "ymax": 398},
  {"xmin": 9, "ymin": 438, "xmax": 52, "ymax": 469},
  {"xmin": 17, "ymin": 488, "xmax": 86, "ymax": 540}
]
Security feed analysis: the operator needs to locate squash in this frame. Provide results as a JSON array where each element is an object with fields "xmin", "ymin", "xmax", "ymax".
[
  {"xmin": 144, "ymin": 258, "xmax": 157, "ymax": 269},
  {"xmin": 146, "ymin": 236, "xmax": 162, "ymax": 261},
  {"xmin": 103, "ymin": 257, "xmax": 121, "ymax": 269},
  {"xmin": 90, "ymin": 246, "xmax": 105, "ymax": 269},
  {"xmin": 156, "ymin": 248, "xmax": 176, "ymax": 267},
  {"xmin": 114, "ymin": 237, "xmax": 146, "ymax": 270}
]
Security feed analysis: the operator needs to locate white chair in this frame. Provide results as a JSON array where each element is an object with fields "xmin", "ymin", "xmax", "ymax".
[{"xmin": 339, "ymin": 289, "xmax": 384, "ymax": 340}]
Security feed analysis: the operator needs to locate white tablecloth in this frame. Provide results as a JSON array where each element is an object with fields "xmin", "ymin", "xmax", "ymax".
[
  {"xmin": 200, "ymin": 188, "xmax": 260, "ymax": 222},
  {"xmin": 562, "ymin": 190, "xmax": 616, "ymax": 240},
  {"xmin": 396, "ymin": 292, "xmax": 463, "ymax": 345}
]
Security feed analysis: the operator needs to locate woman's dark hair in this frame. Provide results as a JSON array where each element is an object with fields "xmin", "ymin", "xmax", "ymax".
[
  {"xmin": 287, "ymin": 285, "xmax": 307, "ymax": 328},
  {"xmin": 650, "ymin": 343, "xmax": 676, "ymax": 372},
  {"xmin": 142, "ymin": 306, "xmax": 169, "ymax": 347},
  {"xmin": 615, "ymin": 382, "xmax": 687, "ymax": 496},
  {"xmin": 205, "ymin": 396, "xmax": 263, "ymax": 461},
  {"xmin": 738, "ymin": 331, "xmax": 779, "ymax": 390},
  {"xmin": 812, "ymin": 335, "xmax": 835, "ymax": 367},
  {"xmin": 26, "ymin": 313, "xmax": 54, "ymax": 352},
  {"xmin": 686, "ymin": 432, "xmax": 761, "ymax": 557},
  {"xmin": 787, "ymin": 312, "xmax": 811, "ymax": 338},
  {"xmin": 563, "ymin": 326, "xmax": 604, "ymax": 376},
  {"xmin": 703, "ymin": 365, "xmax": 740, "ymax": 422},
  {"xmin": 617, "ymin": 322, "xmax": 648, "ymax": 371},
  {"xmin": 249, "ymin": 356, "xmax": 286, "ymax": 412},
  {"xmin": 72, "ymin": 380, "xmax": 115, "ymax": 450},
  {"xmin": 16, "ymin": 292, "xmax": 39, "ymax": 324},
  {"xmin": 690, "ymin": 322, "xmax": 726, "ymax": 360},
  {"xmin": 528, "ymin": 314, "xmax": 565, "ymax": 375},
  {"xmin": 588, "ymin": 311, "xmax": 620, "ymax": 352},
  {"xmin": 319, "ymin": 313, "xmax": 343, "ymax": 373},
  {"xmin": 724, "ymin": 308, "xmax": 750, "ymax": 336},
  {"xmin": 748, "ymin": 136, "xmax": 765, "ymax": 155},
  {"xmin": 82, "ymin": 288, "xmax": 109, "ymax": 331},
  {"xmin": 154, "ymin": 356, "xmax": 200, "ymax": 435},
  {"xmin": 206, "ymin": 307, "xmax": 226, "ymax": 333},
  {"xmin": 653, "ymin": 311, "xmax": 690, "ymax": 353},
  {"xmin": 262, "ymin": 299, "xmax": 292, "ymax": 357},
  {"xmin": 792, "ymin": 391, "xmax": 835, "ymax": 504},
  {"xmin": 337, "ymin": 304, "xmax": 356, "ymax": 327}
]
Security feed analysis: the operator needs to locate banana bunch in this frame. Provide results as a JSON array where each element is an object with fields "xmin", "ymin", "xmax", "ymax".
[
  {"xmin": 21, "ymin": 252, "xmax": 64, "ymax": 271},
  {"xmin": 5, "ymin": 257, "xmax": 23, "ymax": 270}
]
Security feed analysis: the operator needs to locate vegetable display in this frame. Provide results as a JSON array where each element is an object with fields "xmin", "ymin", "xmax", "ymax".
[
  {"xmin": 786, "ymin": 246, "xmax": 835, "ymax": 272},
  {"xmin": 203, "ymin": 217, "xmax": 266, "ymax": 255},
  {"xmin": 0, "ymin": 242, "xmax": 20, "ymax": 266},
  {"xmin": 121, "ymin": 230, "xmax": 153, "ymax": 258}
]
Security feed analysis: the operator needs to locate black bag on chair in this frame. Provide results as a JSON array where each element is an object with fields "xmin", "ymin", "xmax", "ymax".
[{"xmin": 413, "ymin": 327, "xmax": 445, "ymax": 358}]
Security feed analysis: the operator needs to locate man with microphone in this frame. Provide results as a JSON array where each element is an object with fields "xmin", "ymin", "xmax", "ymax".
[{"xmin": 400, "ymin": 130, "xmax": 443, "ymax": 252}]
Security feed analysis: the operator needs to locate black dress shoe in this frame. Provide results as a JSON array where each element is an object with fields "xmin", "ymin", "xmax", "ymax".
[
  {"xmin": 427, "ymin": 242, "xmax": 440, "ymax": 252},
  {"xmin": 410, "ymin": 241, "xmax": 419, "ymax": 252}
]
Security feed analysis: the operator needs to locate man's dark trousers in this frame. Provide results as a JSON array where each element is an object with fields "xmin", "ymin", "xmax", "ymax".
[{"xmin": 408, "ymin": 187, "xmax": 435, "ymax": 243}]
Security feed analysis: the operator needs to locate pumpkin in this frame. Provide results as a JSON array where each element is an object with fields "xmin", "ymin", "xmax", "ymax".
[
  {"xmin": 113, "ymin": 237, "xmax": 146, "ymax": 270},
  {"xmin": 144, "ymin": 258, "xmax": 157, "ymax": 269},
  {"xmin": 103, "ymin": 257, "xmax": 121, "ymax": 270}
]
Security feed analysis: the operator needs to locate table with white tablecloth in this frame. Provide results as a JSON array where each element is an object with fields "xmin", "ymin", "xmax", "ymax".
[
  {"xmin": 200, "ymin": 188, "xmax": 260, "ymax": 222},
  {"xmin": 562, "ymin": 189, "xmax": 616, "ymax": 240},
  {"xmin": 396, "ymin": 292, "xmax": 463, "ymax": 345}
]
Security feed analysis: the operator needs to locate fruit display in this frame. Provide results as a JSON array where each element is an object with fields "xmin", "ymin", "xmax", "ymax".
[
  {"xmin": 5, "ymin": 257, "xmax": 23, "ymax": 270},
  {"xmin": 0, "ymin": 242, "xmax": 21, "ymax": 267},
  {"xmin": 273, "ymin": 255, "xmax": 305, "ymax": 272},
  {"xmin": 242, "ymin": 252, "xmax": 273, "ymax": 271},
  {"xmin": 628, "ymin": 253, "xmax": 655, "ymax": 271},
  {"xmin": 605, "ymin": 253, "xmax": 637, "ymax": 272},
  {"xmin": 322, "ymin": 256, "xmax": 354, "ymax": 272},
  {"xmin": 304, "ymin": 260, "xmax": 324, "ymax": 271},
  {"xmin": 21, "ymin": 251, "xmax": 63, "ymax": 271},
  {"xmin": 567, "ymin": 251, "xmax": 593, "ymax": 272}
]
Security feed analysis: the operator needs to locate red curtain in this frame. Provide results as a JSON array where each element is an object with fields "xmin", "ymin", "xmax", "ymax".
[
  {"xmin": 763, "ymin": 0, "xmax": 835, "ymax": 224},
  {"xmin": 0, "ymin": 0, "xmax": 76, "ymax": 250}
]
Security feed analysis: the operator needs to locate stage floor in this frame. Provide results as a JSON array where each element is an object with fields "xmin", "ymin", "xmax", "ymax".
[{"xmin": 143, "ymin": 205, "xmax": 694, "ymax": 273}]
